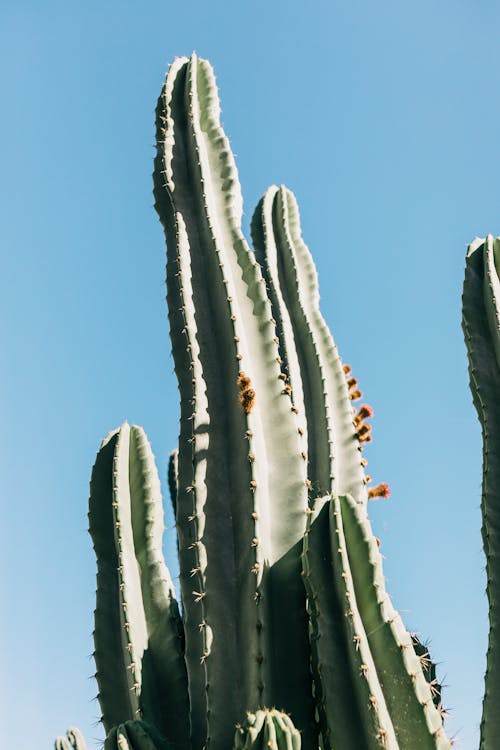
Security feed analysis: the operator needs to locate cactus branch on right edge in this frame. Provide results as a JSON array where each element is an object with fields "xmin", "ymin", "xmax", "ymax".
[{"xmin": 463, "ymin": 236, "xmax": 500, "ymax": 750}]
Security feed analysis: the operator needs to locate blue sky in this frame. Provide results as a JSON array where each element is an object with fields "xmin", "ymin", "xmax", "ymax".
[{"xmin": 2, "ymin": 1, "xmax": 499, "ymax": 748}]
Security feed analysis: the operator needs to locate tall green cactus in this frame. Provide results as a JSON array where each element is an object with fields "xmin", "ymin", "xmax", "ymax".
[{"xmin": 56, "ymin": 54, "xmax": 460, "ymax": 749}]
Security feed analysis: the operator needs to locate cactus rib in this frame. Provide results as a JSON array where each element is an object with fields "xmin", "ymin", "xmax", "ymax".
[
  {"xmin": 462, "ymin": 235, "xmax": 500, "ymax": 750},
  {"xmin": 57, "ymin": 53, "xmax": 462, "ymax": 750},
  {"xmin": 338, "ymin": 493, "xmax": 451, "ymax": 748},
  {"xmin": 54, "ymin": 728, "xmax": 87, "ymax": 750},
  {"xmin": 89, "ymin": 424, "xmax": 189, "ymax": 747},
  {"xmin": 154, "ymin": 53, "xmax": 313, "ymax": 747},
  {"xmin": 301, "ymin": 497, "xmax": 370, "ymax": 749},
  {"xmin": 252, "ymin": 185, "xmax": 367, "ymax": 502},
  {"xmin": 104, "ymin": 721, "xmax": 162, "ymax": 750},
  {"xmin": 233, "ymin": 709, "xmax": 302, "ymax": 750}
]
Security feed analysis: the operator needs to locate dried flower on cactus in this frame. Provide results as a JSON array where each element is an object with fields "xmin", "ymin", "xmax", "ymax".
[
  {"xmin": 368, "ymin": 483, "xmax": 391, "ymax": 500},
  {"xmin": 240, "ymin": 388, "xmax": 256, "ymax": 414}
]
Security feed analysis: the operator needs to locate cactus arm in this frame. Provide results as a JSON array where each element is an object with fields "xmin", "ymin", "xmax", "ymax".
[
  {"xmin": 54, "ymin": 728, "xmax": 87, "ymax": 750},
  {"xmin": 186, "ymin": 55, "xmax": 308, "ymax": 562},
  {"xmin": 104, "ymin": 721, "xmax": 163, "ymax": 750},
  {"xmin": 154, "ymin": 54, "xmax": 309, "ymax": 746},
  {"xmin": 301, "ymin": 497, "xmax": 371, "ymax": 749},
  {"xmin": 163, "ymin": 198, "xmax": 212, "ymax": 743},
  {"xmin": 66, "ymin": 728, "xmax": 87, "ymax": 749},
  {"xmin": 233, "ymin": 709, "xmax": 302, "ymax": 750},
  {"xmin": 155, "ymin": 56, "xmax": 242, "ymax": 746},
  {"xmin": 338, "ymin": 494, "xmax": 451, "ymax": 749},
  {"xmin": 253, "ymin": 185, "xmax": 367, "ymax": 502},
  {"xmin": 89, "ymin": 424, "xmax": 187, "ymax": 745},
  {"xmin": 128, "ymin": 425, "xmax": 190, "ymax": 747},
  {"xmin": 167, "ymin": 449, "xmax": 178, "ymax": 516},
  {"xmin": 330, "ymin": 497, "xmax": 400, "ymax": 748},
  {"xmin": 250, "ymin": 188, "xmax": 308, "ymax": 448},
  {"xmin": 462, "ymin": 235, "xmax": 500, "ymax": 750},
  {"xmin": 89, "ymin": 425, "xmax": 146, "ymax": 729}
]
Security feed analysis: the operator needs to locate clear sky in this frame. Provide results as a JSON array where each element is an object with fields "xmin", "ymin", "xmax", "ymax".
[{"xmin": 1, "ymin": 1, "xmax": 499, "ymax": 748}]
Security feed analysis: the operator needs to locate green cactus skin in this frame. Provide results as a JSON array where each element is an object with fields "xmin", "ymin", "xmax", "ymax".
[
  {"xmin": 167, "ymin": 448, "xmax": 178, "ymax": 516},
  {"xmin": 54, "ymin": 727, "xmax": 87, "ymax": 750},
  {"xmin": 89, "ymin": 423, "xmax": 189, "ymax": 748},
  {"xmin": 410, "ymin": 634, "xmax": 443, "ymax": 712},
  {"xmin": 104, "ymin": 721, "xmax": 163, "ymax": 750},
  {"xmin": 302, "ymin": 496, "xmax": 451, "ymax": 749},
  {"xmin": 462, "ymin": 235, "xmax": 500, "ymax": 750},
  {"xmin": 57, "ymin": 54, "xmax": 455, "ymax": 750},
  {"xmin": 232, "ymin": 709, "xmax": 301, "ymax": 750},
  {"xmin": 251, "ymin": 185, "xmax": 367, "ymax": 504},
  {"xmin": 153, "ymin": 54, "xmax": 314, "ymax": 749}
]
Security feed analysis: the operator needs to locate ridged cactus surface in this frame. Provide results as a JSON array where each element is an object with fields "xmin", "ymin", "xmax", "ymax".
[
  {"xmin": 233, "ymin": 709, "xmax": 301, "ymax": 750},
  {"xmin": 55, "ymin": 728, "xmax": 87, "ymax": 750},
  {"xmin": 55, "ymin": 54, "xmax": 458, "ymax": 750},
  {"xmin": 463, "ymin": 235, "xmax": 500, "ymax": 750},
  {"xmin": 103, "ymin": 721, "xmax": 163, "ymax": 750},
  {"xmin": 153, "ymin": 53, "xmax": 313, "ymax": 748},
  {"xmin": 151, "ymin": 53, "xmax": 451, "ymax": 750},
  {"xmin": 251, "ymin": 185, "xmax": 368, "ymax": 503},
  {"xmin": 88, "ymin": 423, "xmax": 189, "ymax": 748}
]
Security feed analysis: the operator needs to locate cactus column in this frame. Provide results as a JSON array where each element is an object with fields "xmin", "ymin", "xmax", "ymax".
[
  {"xmin": 57, "ymin": 53, "xmax": 454, "ymax": 750},
  {"xmin": 463, "ymin": 235, "xmax": 500, "ymax": 750},
  {"xmin": 153, "ymin": 53, "xmax": 314, "ymax": 749}
]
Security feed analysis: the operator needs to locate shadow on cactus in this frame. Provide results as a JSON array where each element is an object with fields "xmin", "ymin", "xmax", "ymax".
[{"xmin": 55, "ymin": 54, "xmax": 491, "ymax": 749}]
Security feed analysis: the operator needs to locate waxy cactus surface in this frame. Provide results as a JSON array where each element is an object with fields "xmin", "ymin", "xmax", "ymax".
[
  {"xmin": 463, "ymin": 236, "xmax": 500, "ymax": 750},
  {"xmin": 59, "ymin": 53, "xmax": 500, "ymax": 750}
]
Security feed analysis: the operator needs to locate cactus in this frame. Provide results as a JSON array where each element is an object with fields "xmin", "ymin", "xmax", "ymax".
[
  {"xmin": 55, "ymin": 728, "xmax": 87, "ymax": 750},
  {"xmin": 233, "ymin": 709, "xmax": 301, "ymax": 750},
  {"xmin": 462, "ymin": 235, "xmax": 500, "ymax": 750},
  {"xmin": 103, "ymin": 721, "xmax": 163, "ymax": 750},
  {"xmin": 57, "ymin": 54, "xmax": 460, "ymax": 749},
  {"xmin": 88, "ymin": 423, "xmax": 189, "ymax": 748}
]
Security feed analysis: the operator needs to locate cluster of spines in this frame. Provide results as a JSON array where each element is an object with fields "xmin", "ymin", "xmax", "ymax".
[{"xmin": 410, "ymin": 634, "xmax": 445, "ymax": 715}]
